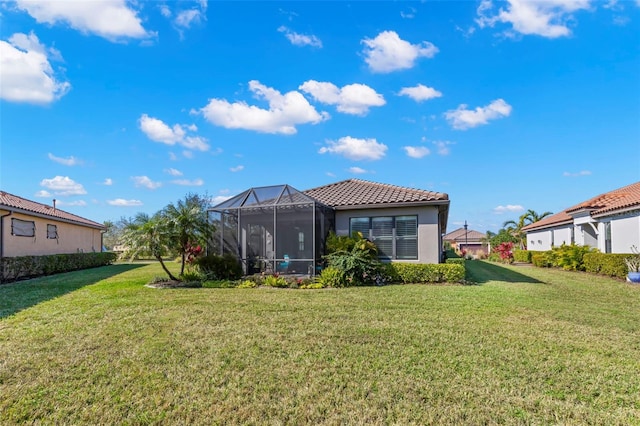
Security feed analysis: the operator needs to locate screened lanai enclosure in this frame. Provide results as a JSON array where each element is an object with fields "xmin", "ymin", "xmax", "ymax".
[{"xmin": 208, "ymin": 185, "xmax": 334, "ymax": 275}]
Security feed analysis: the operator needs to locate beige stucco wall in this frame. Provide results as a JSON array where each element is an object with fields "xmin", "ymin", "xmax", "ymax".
[
  {"xmin": 335, "ymin": 205, "xmax": 442, "ymax": 264},
  {"xmin": 1, "ymin": 212, "xmax": 102, "ymax": 257}
]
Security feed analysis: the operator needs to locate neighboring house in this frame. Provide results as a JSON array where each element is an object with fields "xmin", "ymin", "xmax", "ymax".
[
  {"xmin": 209, "ymin": 179, "xmax": 450, "ymax": 274},
  {"xmin": 522, "ymin": 181, "xmax": 640, "ymax": 253},
  {"xmin": 0, "ymin": 191, "xmax": 106, "ymax": 258},
  {"xmin": 443, "ymin": 227, "xmax": 488, "ymax": 255}
]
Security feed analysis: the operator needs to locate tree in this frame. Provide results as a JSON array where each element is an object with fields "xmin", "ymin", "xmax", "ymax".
[
  {"xmin": 503, "ymin": 209, "xmax": 554, "ymax": 249},
  {"xmin": 121, "ymin": 212, "xmax": 178, "ymax": 281},
  {"xmin": 163, "ymin": 193, "xmax": 214, "ymax": 276}
]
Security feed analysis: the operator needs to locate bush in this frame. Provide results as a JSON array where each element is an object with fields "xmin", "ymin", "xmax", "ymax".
[
  {"xmin": 236, "ymin": 279, "xmax": 257, "ymax": 289},
  {"xmin": 202, "ymin": 280, "xmax": 237, "ymax": 288},
  {"xmin": 315, "ymin": 266, "xmax": 345, "ymax": 288},
  {"xmin": 386, "ymin": 263, "xmax": 465, "ymax": 284},
  {"xmin": 513, "ymin": 249, "xmax": 532, "ymax": 263},
  {"xmin": 583, "ymin": 252, "xmax": 630, "ymax": 279},
  {"xmin": 445, "ymin": 258, "xmax": 465, "ymax": 266},
  {"xmin": 180, "ymin": 271, "xmax": 203, "ymax": 283},
  {"xmin": 531, "ymin": 252, "xmax": 554, "ymax": 268},
  {"xmin": 552, "ymin": 244, "xmax": 596, "ymax": 271},
  {"xmin": 264, "ymin": 274, "xmax": 288, "ymax": 288},
  {"xmin": 195, "ymin": 253, "xmax": 242, "ymax": 280},
  {"xmin": 324, "ymin": 245, "xmax": 382, "ymax": 287},
  {"xmin": 1, "ymin": 252, "xmax": 117, "ymax": 283}
]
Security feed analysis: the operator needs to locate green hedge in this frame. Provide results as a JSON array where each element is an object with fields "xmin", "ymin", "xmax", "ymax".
[
  {"xmin": 583, "ymin": 252, "xmax": 630, "ymax": 279},
  {"xmin": 445, "ymin": 258, "xmax": 465, "ymax": 266},
  {"xmin": 1, "ymin": 252, "xmax": 117, "ymax": 283},
  {"xmin": 385, "ymin": 263, "xmax": 465, "ymax": 284},
  {"xmin": 513, "ymin": 249, "xmax": 532, "ymax": 263}
]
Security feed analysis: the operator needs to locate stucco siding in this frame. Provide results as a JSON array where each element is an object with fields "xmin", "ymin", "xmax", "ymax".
[
  {"xmin": 610, "ymin": 214, "xmax": 640, "ymax": 253},
  {"xmin": 527, "ymin": 229, "xmax": 552, "ymax": 251},
  {"xmin": 2, "ymin": 212, "xmax": 102, "ymax": 257},
  {"xmin": 335, "ymin": 206, "xmax": 441, "ymax": 263},
  {"xmin": 552, "ymin": 227, "xmax": 572, "ymax": 247}
]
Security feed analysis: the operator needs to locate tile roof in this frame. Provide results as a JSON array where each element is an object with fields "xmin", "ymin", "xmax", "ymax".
[
  {"xmin": 443, "ymin": 227, "xmax": 486, "ymax": 242},
  {"xmin": 522, "ymin": 181, "xmax": 640, "ymax": 232},
  {"xmin": 304, "ymin": 179, "xmax": 448, "ymax": 209},
  {"xmin": 0, "ymin": 191, "xmax": 105, "ymax": 229}
]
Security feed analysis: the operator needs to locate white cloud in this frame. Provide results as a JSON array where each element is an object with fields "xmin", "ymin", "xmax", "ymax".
[
  {"xmin": 175, "ymin": 9, "xmax": 204, "ymax": 29},
  {"xmin": 277, "ymin": 26, "xmax": 322, "ymax": 47},
  {"xmin": 445, "ymin": 99, "xmax": 512, "ymax": 130},
  {"xmin": 103, "ymin": 178, "xmax": 113, "ymax": 186},
  {"xmin": 361, "ymin": 30, "xmax": 438, "ymax": 73},
  {"xmin": 131, "ymin": 176, "xmax": 162, "ymax": 190},
  {"xmin": 164, "ymin": 168, "xmax": 183, "ymax": 176},
  {"xmin": 169, "ymin": 152, "xmax": 178, "ymax": 161},
  {"xmin": 14, "ymin": 0, "xmax": 151, "ymax": 41},
  {"xmin": 48, "ymin": 153, "xmax": 81, "ymax": 166},
  {"xmin": 398, "ymin": 84, "xmax": 442, "ymax": 102},
  {"xmin": 57, "ymin": 200, "xmax": 87, "ymax": 207},
  {"xmin": 494, "ymin": 204, "xmax": 525, "ymax": 214},
  {"xmin": 34, "ymin": 190, "xmax": 51, "ymax": 198},
  {"xmin": 433, "ymin": 141, "xmax": 454, "ymax": 156},
  {"xmin": 348, "ymin": 166, "xmax": 368, "ymax": 174},
  {"xmin": 40, "ymin": 176, "xmax": 87, "ymax": 196},
  {"xmin": 199, "ymin": 80, "xmax": 329, "ymax": 135},
  {"xmin": 182, "ymin": 150, "xmax": 194, "ymax": 159},
  {"xmin": 299, "ymin": 80, "xmax": 385, "ymax": 116},
  {"xmin": 319, "ymin": 136, "xmax": 387, "ymax": 161},
  {"xmin": 563, "ymin": 170, "xmax": 592, "ymax": 177},
  {"xmin": 211, "ymin": 195, "xmax": 231, "ymax": 205},
  {"xmin": 159, "ymin": 4, "xmax": 172, "ymax": 18},
  {"xmin": 230, "ymin": 165, "xmax": 244, "ymax": 172},
  {"xmin": 400, "ymin": 7, "xmax": 416, "ymax": 19},
  {"xmin": 139, "ymin": 114, "xmax": 210, "ymax": 151},
  {"xmin": 107, "ymin": 198, "xmax": 143, "ymax": 207},
  {"xmin": 403, "ymin": 146, "xmax": 431, "ymax": 159},
  {"xmin": 172, "ymin": 178, "xmax": 204, "ymax": 186},
  {"xmin": 0, "ymin": 32, "xmax": 70, "ymax": 104},
  {"xmin": 476, "ymin": 0, "xmax": 591, "ymax": 38}
]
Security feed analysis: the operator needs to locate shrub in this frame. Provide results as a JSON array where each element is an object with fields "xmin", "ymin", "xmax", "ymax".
[
  {"xmin": 236, "ymin": 279, "xmax": 257, "ymax": 289},
  {"xmin": 180, "ymin": 271, "xmax": 203, "ymax": 283},
  {"xmin": 1, "ymin": 252, "xmax": 117, "ymax": 283},
  {"xmin": 513, "ymin": 249, "xmax": 532, "ymax": 263},
  {"xmin": 315, "ymin": 266, "xmax": 345, "ymax": 288},
  {"xmin": 263, "ymin": 274, "xmax": 288, "ymax": 288},
  {"xmin": 300, "ymin": 282, "xmax": 325, "ymax": 289},
  {"xmin": 386, "ymin": 263, "xmax": 465, "ymax": 284},
  {"xmin": 583, "ymin": 252, "xmax": 630, "ymax": 279},
  {"xmin": 552, "ymin": 244, "xmax": 596, "ymax": 271},
  {"xmin": 195, "ymin": 253, "xmax": 242, "ymax": 280},
  {"xmin": 495, "ymin": 242, "xmax": 514, "ymax": 263},
  {"xmin": 531, "ymin": 252, "xmax": 554, "ymax": 268},
  {"xmin": 326, "ymin": 231, "xmax": 378, "ymax": 258},
  {"xmin": 324, "ymin": 239, "xmax": 383, "ymax": 286},
  {"xmin": 445, "ymin": 258, "xmax": 465, "ymax": 265}
]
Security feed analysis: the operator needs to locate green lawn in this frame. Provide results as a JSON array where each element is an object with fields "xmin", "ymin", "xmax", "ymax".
[{"xmin": 1, "ymin": 261, "xmax": 639, "ymax": 424}]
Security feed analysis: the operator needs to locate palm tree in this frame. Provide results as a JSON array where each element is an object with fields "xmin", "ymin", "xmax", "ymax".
[
  {"xmin": 163, "ymin": 193, "xmax": 213, "ymax": 276},
  {"xmin": 122, "ymin": 212, "xmax": 178, "ymax": 281},
  {"xmin": 503, "ymin": 209, "xmax": 554, "ymax": 249}
]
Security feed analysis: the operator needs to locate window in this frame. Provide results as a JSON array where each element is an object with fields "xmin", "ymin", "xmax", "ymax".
[
  {"xmin": 11, "ymin": 218, "xmax": 35, "ymax": 237},
  {"xmin": 298, "ymin": 231, "xmax": 305, "ymax": 251},
  {"xmin": 604, "ymin": 222, "xmax": 611, "ymax": 254},
  {"xmin": 47, "ymin": 224, "xmax": 58, "ymax": 239},
  {"xmin": 349, "ymin": 215, "xmax": 418, "ymax": 260}
]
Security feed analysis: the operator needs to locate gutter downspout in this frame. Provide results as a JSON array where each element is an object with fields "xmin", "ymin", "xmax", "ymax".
[{"xmin": 0, "ymin": 211, "xmax": 13, "ymax": 283}]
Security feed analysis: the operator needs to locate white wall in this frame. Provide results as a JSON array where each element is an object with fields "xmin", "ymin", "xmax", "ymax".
[
  {"xmin": 552, "ymin": 227, "xmax": 573, "ymax": 247},
  {"xmin": 527, "ymin": 229, "xmax": 552, "ymax": 251},
  {"xmin": 610, "ymin": 214, "xmax": 640, "ymax": 253},
  {"xmin": 335, "ymin": 205, "xmax": 441, "ymax": 264}
]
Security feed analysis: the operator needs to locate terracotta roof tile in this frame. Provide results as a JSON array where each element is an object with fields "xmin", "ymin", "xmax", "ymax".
[
  {"xmin": 0, "ymin": 191, "xmax": 105, "ymax": 229},
  {"xmin": 304, "ymin": 179, "xmax": 448, "ymax": 208},
  {"xmin": 443, "ymin": 227, "xmax": 486, "ymax": 242},
  {"xmin": 522, "ymin": 181, "xmax": 640, "ymax": 232}
]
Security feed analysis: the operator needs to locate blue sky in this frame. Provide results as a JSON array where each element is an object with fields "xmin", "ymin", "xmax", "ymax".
[{"xmin": 1, "ymin": 0, "xmax": 639, "ymax": 233}]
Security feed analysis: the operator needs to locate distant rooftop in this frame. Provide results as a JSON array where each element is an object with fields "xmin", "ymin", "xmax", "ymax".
[
  {"xmin": 0, "ymin": 191, "xmax": 105, "ymax": 229},
  {"xmin": 443, "ymin": 227, "xmax": 486, "ymax": 242}
]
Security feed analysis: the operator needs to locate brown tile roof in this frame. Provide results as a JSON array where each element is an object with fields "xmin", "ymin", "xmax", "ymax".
[
  {"xmin": 521, "ymin": 210, "xmax": 573, "ymax": 232},
  {"xmin": 443, "ymin": 227, "xmax": 486, "ymax": 242},
  {"xmin": 522, "ymin": 181, "xmax": 640, "ymax": 232},
  {"xmin": 304, "ymin": 179, "xmax": 448, "ymax": 209},
  {"xmin": 566, "ymin": 181, "xmax": 640, "ymax": 216},
  {"xmin": 0, "ymin": 191, "xmax": 105, "ymax": 230}
]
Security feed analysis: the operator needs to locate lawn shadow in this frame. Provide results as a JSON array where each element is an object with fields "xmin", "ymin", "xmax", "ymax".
[
  {"xmin": 0, "ymin": 264, "xmax": 144, "ymax": 319},
  {"xmin": 466, "ymin": 260, "xmax": 543, "ymax": 284}
]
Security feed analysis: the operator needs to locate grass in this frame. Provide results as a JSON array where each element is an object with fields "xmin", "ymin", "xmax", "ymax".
[{"xmin": 1, "ymin": 261, "xmax": 639, "ymax": 424}]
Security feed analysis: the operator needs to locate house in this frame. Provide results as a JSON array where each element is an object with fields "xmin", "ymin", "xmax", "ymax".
[
  {"xmin": 443, "ymin": 227, "xmax": 488, "ymax": 255},
  {"xmin": 522, "ymin": 181, "xmax": 640, "ymax": 253},
  {"xmin": 0, "ymin": 191, "xmax": 106, "ymax": 258},
  {"xmin": 209, "ymin": 179, "xmax": 449, "ymax": 274}
]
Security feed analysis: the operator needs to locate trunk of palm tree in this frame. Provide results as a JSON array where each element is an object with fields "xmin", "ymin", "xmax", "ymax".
[
  {"xmin": 156, "ymin": 255, "xmax": 178, "ymax": 281},
  {"xmin": 180, "ymin": 251, "xmax": 186, "ymax": 276}
]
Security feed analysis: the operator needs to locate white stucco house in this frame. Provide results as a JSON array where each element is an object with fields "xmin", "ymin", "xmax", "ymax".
[{"xmin": 522, "ymin": 181, "xmax": 640, "ymax": 254}]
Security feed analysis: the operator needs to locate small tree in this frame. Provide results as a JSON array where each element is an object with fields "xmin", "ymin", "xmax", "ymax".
[{"xmin": 121, "ymin": 212, "xmax": 178, "ymax": 281}]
